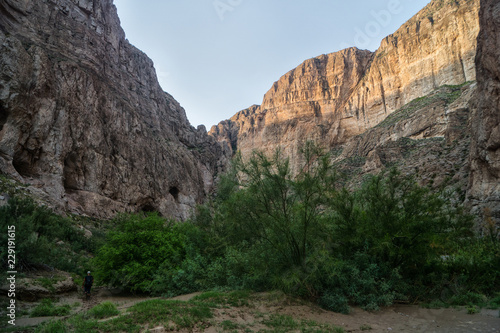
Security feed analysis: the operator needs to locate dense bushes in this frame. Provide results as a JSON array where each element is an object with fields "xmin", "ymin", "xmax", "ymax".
[
  {"xmin": 0, "ymin": 197, "xmax": 98, "ymax": 274},
  {"xmin": 92, "ymin": 213, "xmax": 186, "ymax": 293},
  {"xmin": 90, "ymin": 143, "xmax": 499, "ymax": 311}
]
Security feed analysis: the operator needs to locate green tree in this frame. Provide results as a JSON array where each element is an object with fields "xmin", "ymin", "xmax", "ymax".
[
  {"xmin": 326, "ymin": 169, "xmax": 475, "ymax": 306},
  {"xmin": 211, "ymin": 142, "xmax": 337, "ymax": 293},
  {"xmin": 354, "ymin": 170, "xmax": 471, "ymax": 275},
  {"xmin": 93, "ymin": 213, "xmax": 186, "ymax": 292}
]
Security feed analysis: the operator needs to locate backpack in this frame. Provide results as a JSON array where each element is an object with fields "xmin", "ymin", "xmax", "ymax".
[{"xmin": 84, "ymin": 275, "xmax": 93, "ymax": 286}]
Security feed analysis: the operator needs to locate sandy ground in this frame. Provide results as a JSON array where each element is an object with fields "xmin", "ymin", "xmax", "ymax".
[
  {"xmin": 277, "ymin": 303, "xmax": 500, "ymax": 332},
  {"xmin": 8, "ymin": 290, "xmax": 500, "ymax": 332}
]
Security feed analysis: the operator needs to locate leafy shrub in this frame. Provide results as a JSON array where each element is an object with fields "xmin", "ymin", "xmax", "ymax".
[
  {"xmin": 467, "ymin": 305, "xmax": 479, "ymax": 314},
  {"xmin": 328, "ymin": 169, "xmax": 476, "ymax": 305},
  {"xmin": 319, "ymin": 292, "xmax": 350, "ymax": 314},
  {"xmin": 148, "ymin": 222, "xmax": 217, "ymax": 296},
  {"xmin": 332, "ymin": 169, "xmax": 473, "ymax": 278},
  {"xmin": 318, "ymin": 253, "xmax": 400, "ymax": 311},
  {"xmin": 488, "ymin": 294, "xmax": 500, "ymax": 309},
  {"xmin": 441, "ymin": 236, "xmax": 500, "ymax": 297},
  {"xmin": 93, "ymin": 213, "xmax": 187, "ymax": 293},
  {"xmin": 449, "ymin": 292, "xmax": 488, "ymax": 307}
]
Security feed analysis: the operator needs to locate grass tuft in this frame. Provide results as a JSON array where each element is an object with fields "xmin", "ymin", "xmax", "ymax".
[
  {"xmin": 34, "ymin": 319, "xmax": 68, "ymax": 333},
  {"xmin": 30, "ymin": 299, "xmax": 71, "ymax": 317},
  {"xmin": 87, "ymin": 301, "xmax": 120, "ymax": 319}
]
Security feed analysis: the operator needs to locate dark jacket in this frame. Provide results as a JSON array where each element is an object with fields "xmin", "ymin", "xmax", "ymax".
[{"xmin": 84, "ymin": 275, "xmax": 94, "ymax": 286}]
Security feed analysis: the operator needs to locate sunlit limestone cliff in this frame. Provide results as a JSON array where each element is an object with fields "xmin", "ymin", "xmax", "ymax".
[{"xmin": 211, "ymin": 0, "xmax": 479, "ymax": 167}]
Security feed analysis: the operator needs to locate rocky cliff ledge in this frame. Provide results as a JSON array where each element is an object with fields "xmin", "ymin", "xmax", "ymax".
[
  {"xmin": 0, "ymin": 0, "xmax": 226, "ymax": 219},
  {"xmin": 210, "ymin": 0, "xmax": 480, "ymax": 170},
  {"xmin": 468, "ymin": 0, "xmax": 500, "ymax": 225}
]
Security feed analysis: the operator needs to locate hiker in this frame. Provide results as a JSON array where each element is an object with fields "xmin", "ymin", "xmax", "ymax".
[{"xmin": 82, "ymin": 271, "xmax": 94, "ymax": 299}]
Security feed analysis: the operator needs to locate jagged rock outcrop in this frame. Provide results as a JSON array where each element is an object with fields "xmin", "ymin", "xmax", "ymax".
[
  {"xmin": 211, "ymin": 0, "xmax": 480, "ymax": 171},
  {"xmin": 0, "ymin": 0, "xmax": 226, "ymax": 219},
  {"xmin": 468, "ymin": 0, "xmax": 500, "ymax": 225},
  {"xmin": 0, "ymin": 271, "xmax": 77, "ymax": 301}
]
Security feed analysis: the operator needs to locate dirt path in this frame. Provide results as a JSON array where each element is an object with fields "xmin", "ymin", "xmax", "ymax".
[
  {"xmin": 13, "ymin": 288, "xmax": 154, "ymax": 328},
  {"xmin": 11, "ymin": 290, "xmax": 500, "ymax": 332}
]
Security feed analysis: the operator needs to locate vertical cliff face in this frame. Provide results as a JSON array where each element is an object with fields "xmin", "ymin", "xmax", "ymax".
[
  {"xmin": 211, "ymin": 0, "xmax": 480, "ymax": 167},
  {"xmin": 341, "ymin": 0, "xmax": 479, "ymax": 135},
  {"xmin": 0, "ymin": 0, "xmax": 225, "ymax": 219},
  {"xmin": 210, "ymin": 48, "xmax": 374, "ymax": 168},
  {"xmin": 468, "ymin": 0, "xmax": 500, "ymax": 224}
]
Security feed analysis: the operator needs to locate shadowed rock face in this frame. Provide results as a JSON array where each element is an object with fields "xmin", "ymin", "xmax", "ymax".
[
  {"xmin": 336, "ymin": 82, "xmax": 476, "ymax": 197},
  {"xmin": 468, "ymin": 0, "xmax": 500, "ymax": 225},
  {"xmin": 210, "ymin": 0, "xmax": 480, "ymax": 172},
  {"xmin": 0, "ymin": 0, "xmax": 226, "ymax": 219}
]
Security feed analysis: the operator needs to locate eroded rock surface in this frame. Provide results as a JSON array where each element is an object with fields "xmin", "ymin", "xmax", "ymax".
[
  {"xmin": 211, "ymin": 0, "xmax": 479, "ymax": 174},
  {"xmin": 0, "ymin": 271, "xmax": 77, "ymax": 301},
  {"xmin": 337, "ymin": 83, "xmax": 475, "ymax": 195},
  {"xmin": 0, "ymin": 0, "xmax": 226, "ymax": 219},
  {"xmin": 468, "ymin": 0, "xmax": 500, "ymax": 225}
]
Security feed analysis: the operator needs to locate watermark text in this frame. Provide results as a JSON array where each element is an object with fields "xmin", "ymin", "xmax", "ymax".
[
  {"xmin": 339, "ymin": 0, "xmax": 402, "ymax": 50},
  {"xmin": 213, "ymin": 0, "xmax": 243, "ymax": 21},
  {"xmin": 6, "ymin": 225, "xmax": 16, "ymax": 326}
]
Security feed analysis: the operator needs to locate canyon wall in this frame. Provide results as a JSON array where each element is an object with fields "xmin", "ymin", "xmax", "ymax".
[
  {"xmin": 468, "ymin": 0, "xmax": 500, "ymax": 225},
  {"xmin": 1, "ymin": 0, "xmax": 495, "ymax": 224},
  {"xmin": 211, "ymin": 0, "xmax": 480, "ymax": 171},
  {"xmin": 0, "ymin": 0, "xmax": 226, "ymax": 219}
]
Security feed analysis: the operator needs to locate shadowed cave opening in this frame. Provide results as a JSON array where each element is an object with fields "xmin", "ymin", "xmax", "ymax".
[
  {"xmin": 169, "ymin": 186, "xmax": 179, "ymax": 202},
  {"xmin": 0, "ymin": 103, "xmax": 8, "ymax": 132},
  {"xmin": 140, "ymin": 203, "xmax": 156, "ymax": 213},
  {"xmin": 12, "ymin": 149, "xmax": 37, "ymax": 178}
]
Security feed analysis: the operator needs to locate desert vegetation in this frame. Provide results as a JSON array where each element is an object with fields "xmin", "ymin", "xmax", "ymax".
[
  {"xmin": 0, "ymin": 197, "xmax": 103, "ymax": 277},
  {"xmin": 1, "ymin": 143, "xmax": 499, "ymax": 329},
  {"xmin": 91, "ymin": 143, "xmax": 499, "ymax": 313}
]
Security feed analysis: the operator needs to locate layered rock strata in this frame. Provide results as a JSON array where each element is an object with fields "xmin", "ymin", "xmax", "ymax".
[
  {"xmin": 0, "ymin": 0, "xmax": 225, "ymax": 219},
  {"xmin": 211, "ymin": 0, "xmax": 480, "ymax": 172}
]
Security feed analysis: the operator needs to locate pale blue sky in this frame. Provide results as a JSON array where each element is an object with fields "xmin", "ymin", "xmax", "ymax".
[{"xmin": 114, "ymin": 0, "xmax": 431, "ymax": 128}]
